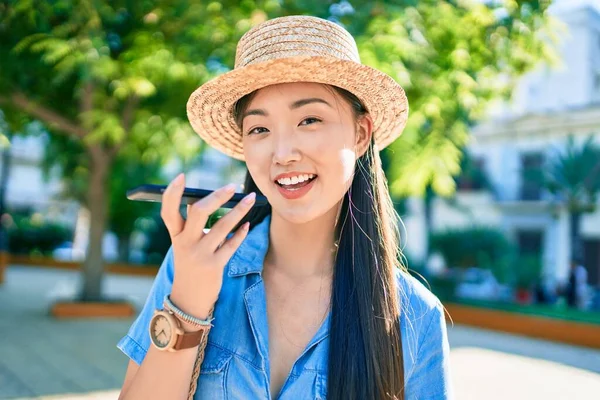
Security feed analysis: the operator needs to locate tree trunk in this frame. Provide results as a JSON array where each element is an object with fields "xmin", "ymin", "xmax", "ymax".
[
  {"xmin": 570, "ymin": 211, "xmax": 584, "ymax": 262},
  {"xmin": 72, "ymin": 206, "xmax": 90, "ymax": 258},
  {"xmin": 79, "ymin": 149, "xmax": 110, "ymax": 302}
]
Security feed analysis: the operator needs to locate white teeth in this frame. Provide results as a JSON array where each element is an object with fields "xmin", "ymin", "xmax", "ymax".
[{"xmin": 277, "ymin": 173, "xmax": 315, "ymax": 186}]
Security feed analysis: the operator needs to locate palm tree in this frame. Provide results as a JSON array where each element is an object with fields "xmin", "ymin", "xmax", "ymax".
[{"xmin": 542, "ymin": 135, "xmax": 600, "ymax": 262}]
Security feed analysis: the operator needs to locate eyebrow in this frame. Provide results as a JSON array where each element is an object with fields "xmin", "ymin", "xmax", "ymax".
[{"xmin": 241, "ymin": 97, "xmax": 333, "ymax": 120}]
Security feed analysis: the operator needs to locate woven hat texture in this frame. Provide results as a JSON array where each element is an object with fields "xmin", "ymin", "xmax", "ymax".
[{"xmin": 186, "ymin": 15, "xmax": 409, "ymax": 160}]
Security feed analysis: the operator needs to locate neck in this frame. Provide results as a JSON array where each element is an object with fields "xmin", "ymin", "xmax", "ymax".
[{"xmin": 264, "ymin": 202, "xmax": 342, "ymax": 280}]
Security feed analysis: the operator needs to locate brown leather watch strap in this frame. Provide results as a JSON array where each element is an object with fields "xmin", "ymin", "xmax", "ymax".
[{"xmin": 174, "ymin": 328, "xmax": 207, "ymax": 350}]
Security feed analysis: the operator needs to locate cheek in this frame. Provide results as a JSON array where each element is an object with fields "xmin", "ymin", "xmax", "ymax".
[
  {"xmin": 319, "ymin": 148, "xmax": 356, "ymax": 197},
  {"xmin": 243, "ymin": 145, "xmax": 269, "ymax": 187},
  {"xmin": 303, "ymin": 137, "xmax": 357, "ymax": 191},
  {"xmin": 315, "ymin": 127, "xmax": 356, "ymax": 180}
]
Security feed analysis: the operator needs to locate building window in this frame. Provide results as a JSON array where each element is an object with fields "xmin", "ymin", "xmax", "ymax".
[
  {"xmin": 520, "ymin": 152, "xmax": 544, "ymax": 201},
  {"xmin": 456, "ymin": 155, "xmax": 487, "ymax": 191}
]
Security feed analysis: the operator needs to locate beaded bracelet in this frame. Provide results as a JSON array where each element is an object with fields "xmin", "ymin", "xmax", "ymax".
[{"xmin": 163, "ymin": 294, "xmax": 215, "ymax": 327}]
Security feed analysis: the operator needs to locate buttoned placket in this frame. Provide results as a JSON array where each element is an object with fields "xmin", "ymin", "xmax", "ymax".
[
  {"xmin": 243, "ymin": 272, "xmax": 331, "ymax": 400},
  {"xmin": 228, "ymin": 214, "xmax": 331, "ymax": 399}
]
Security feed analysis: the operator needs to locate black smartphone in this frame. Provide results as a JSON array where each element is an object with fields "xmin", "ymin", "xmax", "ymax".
[{"xmin": 126, "ymin": 184, "xmax": 268, "ymax": 208}]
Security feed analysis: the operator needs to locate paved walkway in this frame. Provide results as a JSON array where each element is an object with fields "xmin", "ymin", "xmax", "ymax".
[{"xmin": 1, "ymin": 265, "xmax": 599, "ymax": 400}]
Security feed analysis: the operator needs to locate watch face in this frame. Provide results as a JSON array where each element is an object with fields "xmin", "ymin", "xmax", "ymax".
[{"xmin": 150, "ymin": 314, "xmax": 173, "ymax": 349}]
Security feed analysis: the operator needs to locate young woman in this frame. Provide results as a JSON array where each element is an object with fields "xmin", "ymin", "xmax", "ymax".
[{"xmin": 117, "ymin": 15, "xmax": 453, "ymax": 400}]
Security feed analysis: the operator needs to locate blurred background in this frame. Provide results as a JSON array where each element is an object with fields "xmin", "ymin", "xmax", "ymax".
[{"xmin": 0, "ymin": 0, "xmax": 599, "ymax": 399}]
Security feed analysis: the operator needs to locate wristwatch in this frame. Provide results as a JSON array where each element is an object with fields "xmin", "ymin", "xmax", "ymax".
[{"xmin": 149, "ymin": 308, "xmax": 209, "ymax": 352}]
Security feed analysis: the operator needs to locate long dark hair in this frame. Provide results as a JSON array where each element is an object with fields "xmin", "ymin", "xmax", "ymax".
[{"xmin": 232, "ymin": 84, "xmax": 406, "ymax": 399}]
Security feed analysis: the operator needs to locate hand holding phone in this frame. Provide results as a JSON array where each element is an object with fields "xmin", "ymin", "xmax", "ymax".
[
  {"xmin": 126, "ymin": 183, "xmax": 268, "ymax": 208},
  {"xmin": 158, "ymin": 173, "xmax": 258, "ymax": 319}
]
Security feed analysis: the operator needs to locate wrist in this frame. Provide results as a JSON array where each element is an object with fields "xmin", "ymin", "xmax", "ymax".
[
  {"xmin": 169, "ymin": 285, "xmax": 217, "ymax": 321},
  {"xmin": 177, "ymin": 317, "xmax": 206, "ymax": 333}
]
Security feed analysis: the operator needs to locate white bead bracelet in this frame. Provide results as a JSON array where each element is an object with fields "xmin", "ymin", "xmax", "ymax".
[{"xmin": 163, "ymin": 294, "xmax": 215, "ymax": 327}]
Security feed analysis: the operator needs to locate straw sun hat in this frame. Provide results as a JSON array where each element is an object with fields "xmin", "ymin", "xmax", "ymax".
[{"xmin": 186, "ymin": 15, "xmax": 409, "ymax": 161}]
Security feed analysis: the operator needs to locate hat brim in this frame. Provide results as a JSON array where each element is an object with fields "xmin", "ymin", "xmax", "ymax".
[{"xmin": 186, "ymin": 55, "xmax": 408, "ymax": 161}]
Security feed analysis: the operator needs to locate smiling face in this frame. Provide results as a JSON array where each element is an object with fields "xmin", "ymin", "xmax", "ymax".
[{"xmin": 240, "ymin": 82, "xmax": 373, "ymax": 224}]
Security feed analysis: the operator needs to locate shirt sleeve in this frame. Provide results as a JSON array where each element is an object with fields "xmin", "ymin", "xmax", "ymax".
[
  {"xmin": 406, "ymin": 300, "xmax": 454, "ymax": 400},
  {"xmin": 116, "ymin": 245, "xmax": 175, "ymax": 365}
]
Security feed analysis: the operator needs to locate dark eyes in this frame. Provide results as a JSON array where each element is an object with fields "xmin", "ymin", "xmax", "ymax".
[
  {"xmin": 301, "ymin": 117, "xmax": 321, "ymax": 126},
  {"xmin": 246, "ymin": 117, "xmax": 322, "ymax": 136},
  {"xmin": 247, "ymin": 127, "xmax": 269, "ymax": 135}
]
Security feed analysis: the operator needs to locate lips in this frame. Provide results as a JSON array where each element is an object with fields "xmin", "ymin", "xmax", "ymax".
[{"xmin": 275, "ymin": 176, "xmax": 317, "ymax": 200}]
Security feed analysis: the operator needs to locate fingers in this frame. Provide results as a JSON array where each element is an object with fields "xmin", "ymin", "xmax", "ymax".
[
  {"xmin": 214, "ymin": 221, "xmax": 251, "ymax": 265},
  {"xmin": 183, "ymin": 183, "xmax": 238, "ymax": 242},
  {"xmin": 160, "ymin": 173, "xmax": 186, "ymax": 239},
  {"xmin": 202, "ymin": 192, "xmax": 256, "ymax": 250}
]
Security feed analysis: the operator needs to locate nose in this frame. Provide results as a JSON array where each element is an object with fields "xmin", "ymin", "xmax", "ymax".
[{"xmin": 272, "ymin": 133, "xmax": 301, "ymax": 165}]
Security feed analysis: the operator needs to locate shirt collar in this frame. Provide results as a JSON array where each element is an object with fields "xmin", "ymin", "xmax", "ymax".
[{"xmin": 228, "ymin": 213, "xmax": 272, "ymax": 277}]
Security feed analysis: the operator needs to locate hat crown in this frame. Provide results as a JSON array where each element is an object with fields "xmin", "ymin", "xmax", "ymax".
[{"xmin": 234, "ymin": 15, "xmax": 361, "ymax": 68}]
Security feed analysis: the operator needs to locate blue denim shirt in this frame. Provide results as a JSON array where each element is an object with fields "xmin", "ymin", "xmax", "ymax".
[{"xmin": 117, "ymin": 214, "xmax": 453, "ymax": 399}]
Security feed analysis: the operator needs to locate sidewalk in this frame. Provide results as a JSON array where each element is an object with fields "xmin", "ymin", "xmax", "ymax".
[
  {"xmin": 449, "ymin": 325, "xmax": 600, "ymax": 399},
  {"xmin": 1, "ymin": 265, "xmax": 599, "ymax": 400},
  {"xmin": 0, "ymin": 266, "xmax": 145, "ymax": 400}
]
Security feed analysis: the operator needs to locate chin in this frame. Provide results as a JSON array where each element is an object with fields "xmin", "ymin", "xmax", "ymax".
[{"xmin": 272, "ymin": 206, "xmax": 320, "ymax": 225}]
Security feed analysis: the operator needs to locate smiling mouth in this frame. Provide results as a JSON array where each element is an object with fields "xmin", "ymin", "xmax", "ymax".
[{"xmin": 275, "ymin": 175, "xmax": 318, "ymax": 190}]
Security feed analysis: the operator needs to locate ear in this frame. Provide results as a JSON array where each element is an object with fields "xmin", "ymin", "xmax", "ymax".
[{"xmin": 355, "ymin": 114, "xmax": 373, "ymax": 158}]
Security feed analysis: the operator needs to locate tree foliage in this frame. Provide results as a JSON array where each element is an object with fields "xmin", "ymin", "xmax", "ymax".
[
  {"xmin": 544, "ymin": 135, "xmax": 600, "ymax": 213},
  {"xmin": 535, "ymin": 135, "xmax": 600, "ymax": 261},
  {"xmin": 1, "ymin": 0, "xmax": 559, "ymax": 196},
  {"xmin": 361, "ymin": 0, "xmax": 560, "ymax": 197},
  {"xmin": 0, "ymin": 0, "xmax": 558, "ymax": 298}
]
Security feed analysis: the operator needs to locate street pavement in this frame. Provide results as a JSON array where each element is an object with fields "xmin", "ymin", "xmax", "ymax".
[{"xmin": 1, "ymin": 265, "xmax": 599, "ymax": 400}]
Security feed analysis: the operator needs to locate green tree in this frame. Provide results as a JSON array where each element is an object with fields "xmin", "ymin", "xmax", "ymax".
[
  {"xmin": 0, "ymin": 0, "xmax": 558, "ymax": 303},
  {"xmin": 108, "ymin": 156, "xmax": 163, "ymax": 263},
  {"xmin": 541, "ymin": 135, "xmax": 600, "ymax": 262},
  {"xmin": 361, "ymin": 0, "xmax": 558, "ymax": 262},
  {"xmin": 366, "ymin": 1, "xmax": 560, "ymax": 198},
  {"xmin": 0, "ymin": 1, "xmax": 209, "ymax": 301},
  {"xmin": 40, "ymin": 131, "xmax": 164, "ymax": 263}
]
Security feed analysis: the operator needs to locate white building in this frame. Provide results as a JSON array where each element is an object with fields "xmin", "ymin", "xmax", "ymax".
[
  {"xmin": 0, "ymin": 130, "xmax": 78, "ymax": 225},
  {"xmin": 404, "ymin": 1, "xmax": 600, "ymax": 289}
]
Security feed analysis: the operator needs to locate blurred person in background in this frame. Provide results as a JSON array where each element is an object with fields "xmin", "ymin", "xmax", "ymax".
[{"xmin": 562, "ymin": 257, "xmax": 589, "ymax": 310}]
